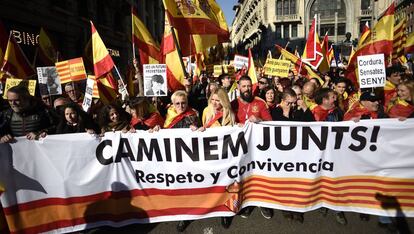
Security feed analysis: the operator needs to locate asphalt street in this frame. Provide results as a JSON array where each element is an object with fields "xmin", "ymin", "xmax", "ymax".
[{"xmin": 80, "ymin": 208, "xmax": 414, "ymax": 234}]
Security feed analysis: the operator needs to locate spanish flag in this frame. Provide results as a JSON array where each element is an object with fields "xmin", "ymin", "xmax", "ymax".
[
  {"xmin": 162, "ymin": 0, "xmax": 229, "ymax": 56},
  {"xmin": 96, "ymin": 72, "xmax": 118, "ymax": 104},
  {"xmin": 38, "ymin": 28, "xmax": 58, "ymax": 65},
  {"xmin": 393, "ymin": 17, "xmax": 407, "ymax": 60},
  {"xmin": 91, "ymin": 21, "xmax": 114, "ymax": 78},
  {"xmin": 345, "ymin": 2, "xmax": 394, "ymax": 89},
  {"xmin": 302, "ymin": 15, "xmax": 324, "ymax": 71},
  {"xmin": 358, "ymin": 21, "xmax": 370, "ymax": 48},
  {"xmin": 162, "ymin": 14, "xmax": 185, "ymax": 91},
  {"xmin": 1, "ymin": 32, "xmax": 35, "ymax": 80},
  {"xmin": 247, "ymin": 48, "xmax": 258, "ymax": 88},
  {"xmin": 131, "ymin": 7, "xmax": 161, "ymax": 66},
  {"xmin": 405, "ymin": 32, "xmax": 414, "ymax": 54}
]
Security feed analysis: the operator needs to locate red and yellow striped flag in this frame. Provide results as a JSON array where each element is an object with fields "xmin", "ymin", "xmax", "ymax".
[
  {"xmin": 393, "ymin": 17, "xmax": 407, "ymax": 60},
  {"xmin": 1, "ymin": 33, "xmax": 35, "ymax": 80},
  {"xmin": 405, "ymin": 32, "xmax": 414, "ymax": 54},
  {"xmin": 358, "ymin": 21, "xmax": 370, "ymax": 48},
  {"xmin": 247, "ymin": 48, "xmax": 258, "ymax": 88},
  {"xmin": 345, "ymin": 2, "xmax": 395, "ymax": 89},
  {"xmin": 55, "ymin": 57, "xmax": 87, "ymax": 84},
  {"xmin": 162, "ymin": 0, "xmax": 229, "ymax": 56},
  {"xmin": 91, "ymin": 21, "xmax": 114, "ymax": 78},
  {"xmin": 96, "ymin": 72, "xmax": 118, "ymax": 104},
  {"xmin": 162, "ymin": 14, "xmax": 185, "ymax": 91},
  {"xmin": 132, "ymin": 7, "xmax": 161, "ymax": 67}
]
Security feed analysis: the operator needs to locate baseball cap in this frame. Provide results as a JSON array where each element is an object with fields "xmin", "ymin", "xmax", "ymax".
[{"xmin": 360, "ymin": 91, "xmax": 380, "ymax": 102}]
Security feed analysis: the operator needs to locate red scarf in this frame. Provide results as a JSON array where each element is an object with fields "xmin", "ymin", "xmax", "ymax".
[
  {"xmin": 165, "ymin": 108, "xmax": 197, "ymax": 129},
  {"xmin": 204, "ymin": 111, "xmax": 223, "ymax": 128}
]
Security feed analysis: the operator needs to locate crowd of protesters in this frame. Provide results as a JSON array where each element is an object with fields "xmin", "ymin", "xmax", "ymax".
[{"xmin": 0, "ymin": 57, "xmax": 413, "ymax": 232}]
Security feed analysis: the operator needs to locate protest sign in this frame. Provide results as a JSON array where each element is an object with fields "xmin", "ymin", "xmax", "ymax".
[
  {"xmin": 37, "ymin": 66, "xmax": 62, "ymax": 96},
  {"xmin": 3, "ymin": 78, "xmax": 36, "ymax": 98},
  {"xmin": 233, "ymin": 55, "xmax": 248, "ymax": 70},
  {"xmin": 263, "ymin": 59, "xmax": 291, "ymax": 77},
  {"xmin": 357, "ymin": 54, "xmax": 386, "ymax": 88},
  {"xmin": 143, "ymin": 64, "xmax": 167, "ymax": 97},
  {"xmin": 1, "ymin": 120, "xmax": 414, "ymax": 233},
  {"xmin": 213, "ymin": 65, "xmax": 223, "ymax": 77},
  {"xmin": 82, "ymin": 77, "xmax": 95, "ymax": 112},
  {"xmin": 55, "ymin": 57, "xmax": 87, "ymax": 84}
]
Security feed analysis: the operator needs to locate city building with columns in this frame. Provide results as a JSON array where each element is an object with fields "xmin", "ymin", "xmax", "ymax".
[{"xmin": 231, "ymin": 0, "xmax": 410, "ymax": 60}]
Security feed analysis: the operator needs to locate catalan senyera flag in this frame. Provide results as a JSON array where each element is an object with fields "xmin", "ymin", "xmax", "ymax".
[
  {"xmin": 55, "ymin": 57, "xmax": 87, "ymax": 84},
  {"xmin": 393, "ymin": 17, "xmax": 407, "ymax": 60},
  {"xmin": 276, "ymin": 44, "xmax": 323, "ymax": 85},
  {"xmin": 345, "ymin": 2, "xmax": 395, "ymax": 89},
  {"xmin": 162, "ymin": 14, "xmax": 185, "ymax": 91},
  {"xmin": 131, "ymin": 7, "xmax": 161, "ymax": 66},
  {"xmin": 1, "ymin": 33, "xmax": 35, "ymax": 80},
  {"xmin": 91, "ymin": 21, "xmax": 114, "ymax": 78},
  {"xmin": 327, "ymin": 46, "xmax": 334, "ymax": 65},
  {"xmin": 358, "ymin": 21, "xmax": 370, "ymax": 48},
  {"xmin": 405, "ymin": 32, "xmax": 414, "ymax": 54},
  {"xmin": 38, "ymin": 28, "xmax": 58, "ymax": 65},
  {"xmin": 162, "ymin": 0, "xmax": 229, "ymax": 56},
  {"xmin": 302, "ymin": 15, "xmax": 324, "ymax": 70}
]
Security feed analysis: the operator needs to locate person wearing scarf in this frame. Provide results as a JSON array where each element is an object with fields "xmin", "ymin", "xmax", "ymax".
[
  {"xmin": 387, "ymin": 80, "xmax": 414, "ymax": 118},
  {"xmin": 163, "ymin": 90, "xmax": 199, "ymax": 129},
  {"xmin": 199, "ymin": 87, "xmax": 235, "ymax": 131},
  {"xmin": 129, "ymin": 97, "xmax": 164, "ymax": 131},
  {"xmin": 344, "ymin": 91, "xmax": 387, "ymax": 121}
]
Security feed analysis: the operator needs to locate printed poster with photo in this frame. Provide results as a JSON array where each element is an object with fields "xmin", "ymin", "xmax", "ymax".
[
  {"xmin": 143, "ymin": 64, "xmax": 167, "ymax": 97},
  {"xmin": 37, "ymin": 66, "xmax": 62, "ymax": 96}
]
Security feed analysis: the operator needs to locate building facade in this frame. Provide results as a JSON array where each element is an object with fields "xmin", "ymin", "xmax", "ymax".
[
  {"xmin": 0, "ymin": 0, "xmax": 163, "ymax": 74},
  {"xmin": 230, "ymin": 0, "xmax": 407, "ymax": 60}
]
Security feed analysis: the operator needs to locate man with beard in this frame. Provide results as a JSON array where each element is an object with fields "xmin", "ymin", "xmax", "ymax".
[
  {"xmin": 230, "ymin": 75, "xmax": 272, "ymax": 220},
  {"xmin": 231, "ymin": 75, "xmax": 272, "ymax": 124}
]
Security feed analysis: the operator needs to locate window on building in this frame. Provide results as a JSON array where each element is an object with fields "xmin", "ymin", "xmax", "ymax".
[
  {"xmin": 361, "ymin": 0, "xmax": 370, "ymax": 10},
  {"xmin": 277, "ymin": 1, "xmax": 283, "ymax": 15},
  {"xmin": 310, "ymin": 0, "xmax": 346, "ymax": 36},
  {"xmin": 291, "ymin": 24, "xmax": 298, "ymax": 37},
  {"xmin": 283, "ymin": 24, "xmax": 289, "ymax": 38},
  {"xmin": 290, "ymin": 0, "xmax": 296, "ymax": 14},
  {"xmin": 283, "ymin": 0, "xmax": 289, "ymax": 15},
  {"xmin": 275, "ymin": 25, "xmax": 281, "ymax": 38}
]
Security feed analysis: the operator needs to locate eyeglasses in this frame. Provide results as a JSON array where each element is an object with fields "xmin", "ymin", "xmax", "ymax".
[{"xmin": 258, "ymin": 81, "xmax": 268, "ymax": 85}]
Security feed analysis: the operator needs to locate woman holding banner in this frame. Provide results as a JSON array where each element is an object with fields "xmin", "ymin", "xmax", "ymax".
[
  {"xmin": 56, "ymin": 103, "xmax": 98, "ymax": 134},
  {"xmin": 198, "ymin": 88, "xmax": 235, "ymax": 131},
  {"xmin": 128, "ymin": 97, "xmax": 164, "ymax": 131},
  {"xmin": 163, "ymin": 90, "xmax": 199, "ymax": 130},
  {"xmin": 99, "ymin": 103, "xmax": 131, "ymax": 134}
]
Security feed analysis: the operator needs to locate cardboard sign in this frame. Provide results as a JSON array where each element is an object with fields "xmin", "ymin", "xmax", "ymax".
[
  {"xmin": 37, "ymin": 66, "xmax": 62, "ymax": 96},
  {"xmin": 357, "ymin": 54, "xmax": 386, "ymax": 88},
  {"xmin": 263, "ymin": 59, "xmax": 291, "ymax": 77},
  {"xmin": 143, "ymin": 64, "xmax": 167, "ymax": 97},
  {"xmin": 3, "ymin": 78, "xmax": 36, "ymax": 98},
  {"xmin": 233, "ymin": 55, "xmax": 248, "ymax": 70}
]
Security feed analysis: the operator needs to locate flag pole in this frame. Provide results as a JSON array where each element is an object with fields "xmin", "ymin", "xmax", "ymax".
[
  {"xmin": 131, "ymin": 6, "xmax": 136, "ymax": 61},
  {"xmin": 278, "ymin": 41, "xmax": 290, "ymax": 59},
  {"xmin": 170, "ymin": 26, "xmax": 188, "ymax": 78}
]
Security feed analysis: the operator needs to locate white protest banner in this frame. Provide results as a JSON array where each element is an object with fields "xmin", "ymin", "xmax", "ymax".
[
  {"xmin": 233, "ymin": 55, "xmax": 248, "ymax": 70},
  {"xmin": 1, "ymin": 120, "xmax": 414, "ymax": 234},
  {"xmin": 143, "ymin": 64, "xmax": 167, "ymax": 97},
  {"xmin": 357, "ymin": 54, "xmax": 386, "ymax": 88},
  {"xmin": 263, "ymin": 59, "xmax": 291, "ymax": 77},
  {"xmin": 37, "ymin": 66, "xmax": 62, "ymax": 96},
  {"xmin": 82, "ymin": 78, "xmax": 95, "ymax": 112}
]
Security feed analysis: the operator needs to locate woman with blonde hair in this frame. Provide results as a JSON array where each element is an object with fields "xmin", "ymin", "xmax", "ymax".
[
  {"xmin": 387, "ymin": 80, "xmax": 414, "ymax": 118},
  {"xmin": 199, "ymin": 87, "xmax": 235, "ymax": 131},
  {"xmin": 163, "ymin": 90, "xmax": 199, "ymax": 129}
]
